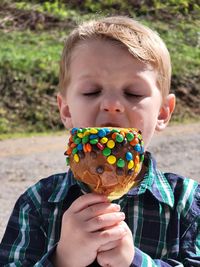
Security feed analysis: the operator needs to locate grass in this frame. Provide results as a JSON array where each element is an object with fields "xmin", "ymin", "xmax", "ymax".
[
  {"xmin": 0, "ymin": 30, "xmax": 64, "ymax": 74},
  {"xmin": 14, "ymin": 0, "xmax": 80, "ymax": 20},
  {"xmin": 0, "ymin": 19, "xmax": 199, "ymax": 78},
  {"xmin": 1, "ymin": 0, "xmax": 199, "ymax": 77},
  {"xmin": 141, "ymin": 19, "xmax": 200, "ymax": 76}
]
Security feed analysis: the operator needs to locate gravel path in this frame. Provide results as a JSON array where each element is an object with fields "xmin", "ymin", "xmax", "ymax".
[{"xmin": 0, "ymin": 123, "xmax": 200, "ymax": 240}]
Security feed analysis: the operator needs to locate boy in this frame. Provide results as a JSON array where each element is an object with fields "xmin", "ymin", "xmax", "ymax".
[{"xmin": 0, "ymin": 16, "xmax": 199, "ymax": 267}]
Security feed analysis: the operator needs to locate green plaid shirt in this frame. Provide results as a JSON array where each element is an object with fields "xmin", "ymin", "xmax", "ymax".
[{"xmin": 0, "ymin": 152, "xmax": 200, "ymax": 266}]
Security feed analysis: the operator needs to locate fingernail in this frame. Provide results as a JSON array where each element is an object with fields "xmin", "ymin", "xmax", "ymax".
[
  {"xmin": 120, "ymin": 212, "xmax": 125, "ymax": 219},
  {"xmin": 113, "ymin": 204, "xmax": 121, "ymax": 210}
]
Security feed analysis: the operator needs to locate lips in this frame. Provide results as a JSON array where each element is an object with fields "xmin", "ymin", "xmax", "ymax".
[{"xmin": 100, "ymin": 123, "xmax": 121, "ymax": 127}]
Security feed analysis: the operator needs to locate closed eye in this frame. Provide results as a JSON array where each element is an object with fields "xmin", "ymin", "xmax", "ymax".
[
  {"xmin": 124, "ymin": 91, "xmax": 142, "ymax": 98},
  {"xmin": 83, "ymin": 90, "xmax": 101, "ymax": 97}
]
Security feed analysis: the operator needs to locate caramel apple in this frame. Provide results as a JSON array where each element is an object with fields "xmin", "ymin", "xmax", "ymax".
[{"xmin": 65, "ymin": 127, "xmax": 144, "ymax": 200}]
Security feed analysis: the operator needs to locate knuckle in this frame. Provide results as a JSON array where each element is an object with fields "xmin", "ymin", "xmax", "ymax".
[
  {"xmin": 101, "ymin": 230, "xmax": 111, "ymax": 240},
  {"xmin": 95, "ymin": 215, "xmax": 104, "ymax": 225},
  {"xmin": 88, "ymin": 205, "xmax": 97, "ymax": 214}
]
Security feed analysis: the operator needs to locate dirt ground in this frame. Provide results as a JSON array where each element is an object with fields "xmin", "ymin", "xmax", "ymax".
[{"xmin": 0, "ymin": 122, "xmax": 200, "ymax": 240}]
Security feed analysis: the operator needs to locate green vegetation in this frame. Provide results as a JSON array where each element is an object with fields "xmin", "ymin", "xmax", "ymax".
[
  {"xmin": 1, "ymin": 19, "xmax": 199, "ymax": 79},
  {"xmin": 12, "ymin": 0, "xmax": 199, "ymax": 18},
  {"xmin": 0, "ymin": 31, "xmax": 62, "ymax": 73},
  {"xmin": 0, "ymin": 0, "xmax": 199, "ymax": 135}
]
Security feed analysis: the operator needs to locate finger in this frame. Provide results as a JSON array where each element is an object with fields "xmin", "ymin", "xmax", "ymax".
[
  {"xmin": 97, "ymin": 249, "xmax": 115, "ymax": 267},
  {"xmin": 98, "ymin": 240, "xmax": 122, "ymax": 252},
  {"xmin": 70, "ymin": 193, "xmax": 108, "ymax": 213},
  {"xmin": 95, "ymin": 223, "xmax": 127, "ymax": 246},
  {"xmin": 86, "ymin": 212, "xmax": 125, "ymax": 232},
  {"xmin": 79, "ymin": 202, "xmax": 121, "ymax": 221},
  {"xmin": 97, "ymin": 247, "xmax": 124, "ymax": 267},
  {"xmin": 97, "ymin": 242, "xmax": 133, "ymax": 267}
]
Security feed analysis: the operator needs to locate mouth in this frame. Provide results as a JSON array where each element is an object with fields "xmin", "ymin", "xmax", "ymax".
[{"xmin": 100, "ymin": 123, "xmax": 122, "ymax": 128}]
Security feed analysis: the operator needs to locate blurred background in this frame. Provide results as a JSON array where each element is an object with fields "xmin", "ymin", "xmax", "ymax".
[{"xmin": 0, "ymin": 0, "xmax": 199, "ymax": 137}]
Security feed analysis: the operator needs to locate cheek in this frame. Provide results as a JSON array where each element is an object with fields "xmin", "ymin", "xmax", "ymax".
[
  {"xmin": 70, "ymin": 104, "xmax": 97, "ymax": 127},
  {"xmin": 68, "ymin": 96, "xmax": 88, "ymax": 114},
  {"xmin": 128, "ymin": 101, "xmax": 160, "ymax": 148},
  {"xmin": 142, "ymin": 123, "xmax": 157, "ymax": 149}
]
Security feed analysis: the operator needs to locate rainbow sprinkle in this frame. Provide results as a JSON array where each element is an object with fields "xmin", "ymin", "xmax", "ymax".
[{"xmin": 65, "ymin": 127, "xmax": 144, "ymax": 176}]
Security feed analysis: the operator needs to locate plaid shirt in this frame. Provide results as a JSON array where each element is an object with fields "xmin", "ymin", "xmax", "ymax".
[{"xmin": 0, "ymin": 152, "xmax": 199, "ymax": 267}]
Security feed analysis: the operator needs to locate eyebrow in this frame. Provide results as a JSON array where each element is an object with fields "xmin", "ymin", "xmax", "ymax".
[{"xmin": 76, "ymin": 72, "xmax": 149, "ymax": 82}]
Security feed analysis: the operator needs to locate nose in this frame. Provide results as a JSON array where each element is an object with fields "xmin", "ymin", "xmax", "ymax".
[{"xmin": 100, "ymin": 95, "xmax": 125, "ymax": 113}]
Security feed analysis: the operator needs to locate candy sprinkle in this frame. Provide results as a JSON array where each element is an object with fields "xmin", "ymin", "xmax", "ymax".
[
  {"xmin": 96, "ymin": 166, "xmax": 104, "ymax": 174},
  {"xmin": 126, "ymin": 132, "xmax": 134, "ymax": 141},
  {"xmin": 116, "ymin": 134, "xmax": 124, "ymax": 143},
  {"xmin": 103, "ymin": 147, "xmax": 111, "ymax": 156},
  {"xmin": 100, "ymin": 137, "xmax": 108, "ymax": 144},
  {"xmin": 117, "ymin": 158, "xmax": 125, "ymax": 168},
  {"xmin": 90, "ymin": 128, "xmax": 98, "ymax": 134},
  {"xmin": 98, "ymin": 129, "xmax": 107, "ymax": 137},
  {"xmin": 107, "ymin": 140, "xmax": 115, "ymax": 149},
  {"xmin": 128, "ymin": 160, "xmax": 134, "ymax": 170},
  {"xmin": 74, "ymin": 154, "xmax": 79, "ymax": 163},
  {"xmin": 66, "ymin": 127, "xmax": 144, "ymax": 170},
  {"xmin": 126, "ymin": 152, "xmax": 133, "ymax": 161},
  {"xmin": 107, "ymin": 155, "xmax": 116, "ymax": 164}
]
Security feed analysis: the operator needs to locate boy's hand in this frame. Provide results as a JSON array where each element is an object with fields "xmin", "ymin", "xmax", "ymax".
[
  {"xmin": 97, "ymin": 221, "xmax": 135, "ymax": 267},
  {"xmin": 53, "ymin": 193, "xmax": 127, "ymax": 267}
]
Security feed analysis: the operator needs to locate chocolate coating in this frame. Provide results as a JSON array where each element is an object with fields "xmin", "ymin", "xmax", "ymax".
[{"xmin": 65, "ymin": 127, "xmax": 144, "ymax": 200}]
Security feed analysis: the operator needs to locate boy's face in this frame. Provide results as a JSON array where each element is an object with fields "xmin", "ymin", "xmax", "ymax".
[{"xmin": 58, "ymin": 39, "xmax": 175, "ymax": 149}]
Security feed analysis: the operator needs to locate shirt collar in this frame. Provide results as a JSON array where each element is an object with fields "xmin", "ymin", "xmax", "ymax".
[
  {"xmin": 48, "ymin": 170, "xmax": 77, "ymax": 202},
  {"xmin": 127, "ymin": 152, "xmax": 174, "ymax": 208},
  {"xmin": 48, "ymin": 152, "xmax": 174, "ymax": 208}
]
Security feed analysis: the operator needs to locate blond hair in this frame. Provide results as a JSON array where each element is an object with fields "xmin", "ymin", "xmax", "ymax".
[{"xmin": 59, "ymin": 16, "xmax": 171, "ymax": 97}]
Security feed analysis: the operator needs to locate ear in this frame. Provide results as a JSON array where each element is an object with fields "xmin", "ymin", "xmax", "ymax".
[
  {"xmin": 156, "ymin": 93, "xmax": 176, "ymax": 131},
  {"xmin": 57, "ymin": 93, "xmax": 73, "ymax": 129}
]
